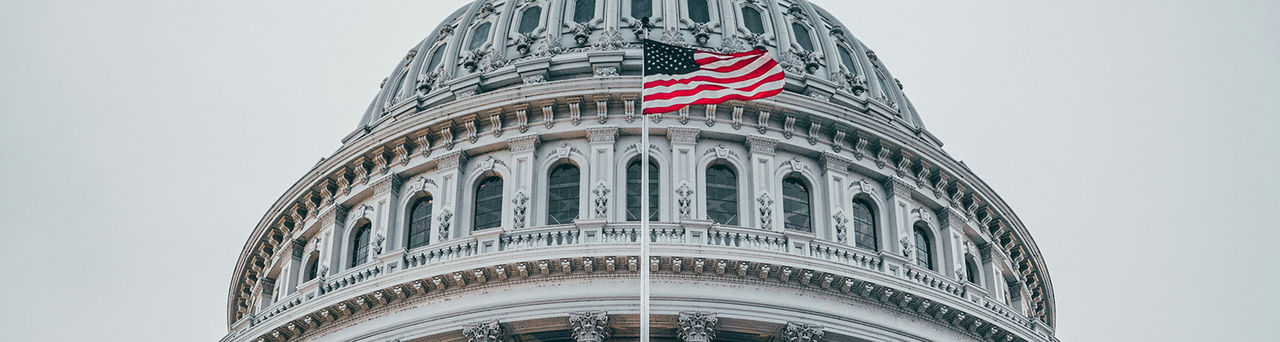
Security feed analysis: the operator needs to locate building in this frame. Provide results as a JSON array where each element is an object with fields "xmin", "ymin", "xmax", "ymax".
[{"xmin": 222, "ymin": 0, "xmax": 1059, "ymax": 341}]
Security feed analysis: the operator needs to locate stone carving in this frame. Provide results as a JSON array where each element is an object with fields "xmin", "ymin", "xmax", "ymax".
[
  {"xmin": 676, "ymin": 182, "xmax": 693, "ymax": 219},
  {"xmin": 511, "ymin": 29, "xmax": 542, "ymax": 56},
  {"xmin": 757, "ymin": 192, "xmax": 774, "ymax": 229},
  {"xmin": 594, "ymin": 28, "xmax": 625, "ymax": 50},
  {"xmin": 565, "ymin": 20, "xmax": 598, "ymax": 46},
  {"xmin": 660, "ymin": 29, "xmax": 685, "ymax": 46},
  {"xmin": 833, "ymin": 211, "xmax": 848, "ymax": 244},
  {"xmin": 512, "ymin": 190, "xmax": 529, "ymax": 229},
  {"xmin": 593, "ymin": 181, "xmax": 610, "ymax": 218},
  {"xmin": 593, "ymin": 66, "xmax": 618, "ymax": 78},
  {"xmin": 677, "ymin": 312, "xmax": 718, "ymax": 342},
  {"xmin": 462, "ymin": 320, "xmax": 508, "ymax": 342},
  {"xmin": 786, "ymin": 48, "xmax": 823, "ymax": 74},
  {"xmin": 522, "ymin": 74, "xmax": 546, "ymax": 85},
  {"xmin": 681, "ymin": 19, "xmax": 719, "ymax": 46},
  {"xmin": 627, "ymin": 16, "xmax": 655, "ymax": 40},
  {"xmin": 780, "ymin": 321, "xmax": 825, "ymax": 342},
  {"xmin": 438, "ymin": 208, "xmax": 453, "ymax": 241},
  {"xmin": 568, "ymin": 311, "xmax": 611, "ymax": 342},
  {"xmin": 372, "ymin": 233, "xmax": 385, "ymax": 255},
  {"xmin": 912, "ymin": 207, "xmax": 932, "ymax": 224},
  {"xmin": 901, "ymin": 236, "xmax": 914, "ymax": 258}
]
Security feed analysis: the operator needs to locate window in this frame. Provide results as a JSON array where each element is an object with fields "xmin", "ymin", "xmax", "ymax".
[
  {"xmin": 687, "ymin": 0, "xmax": 710, "ymax": 23},
  {"xmin": 838, "ymin": 45, "xmax": 858, "ymax": 74},
  {"xmin": 350, "ymin": 223, "xmax": 370, "ymax": 268},
  {"xmin": 852, "ymin": 200, "xmax": 876, "ymax": 250},
  {"xmin": 547, "ymin": 164, "xmax": 581, "ymax": 224},
  {"xmin": 518, "ymin": 7, "xmax": 542, "ymax": 34},
  {"xmin": 876, "ymin": 71, "xmax": 892, "ymax": 97},
  {"xmin": 966, "ymin": 256, "xmax": 981, "ymax": 284},
  {"xmin": 469, "ymin": 22, "xmax": 491, "ymax": 50},
  {"xmin": 426, "ymin": 44, "xmax": 447, "ymax": 71},
  {"xmin": 407, "ymin": 195, "xmax": 433, "ymax": 249},
  {"xmin": 914, "ymin": 224, "xmax": 933, "ymax": 270},
  {"xmin": 626, "ymin": 159, "xmax": 659, "ymax": 221},
  {"xmin": 573, "ymin": 0, "xmax": 596, "ymax": 23},
  {"xmin": 631, "ymin": 0, "xmax": 652, "ymax": 18},
  {"xmin": 742, "ymin": 7, "xmax": 765, "ymax": 34},
  {"xmin": 782, "ymin": 176, "xmax": 811, "ymax": 232},
  {"xmin": 792, "ymin": 23, "xmax": 814, "ymax": 51},
  {"xmin": 474, "ymin": 176, "xmax": 504, "ymax": 230},
  {"xmin": 303, "ymin": 253, "xmax": 319, "ymax": 282},
  {"xmin": 705, "ymin": 165, "xmax": 738, "ymax": 225}
]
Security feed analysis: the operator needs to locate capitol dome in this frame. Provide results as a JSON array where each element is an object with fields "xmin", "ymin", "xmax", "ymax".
[{"xmin": 224, "ymin": 1, "xmax": 1058, "ymax": 341}]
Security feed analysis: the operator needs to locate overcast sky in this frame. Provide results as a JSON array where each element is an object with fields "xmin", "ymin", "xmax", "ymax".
[{"xmin": 1, "ymin": 0, "xmax": 1277, "ymax": 341}]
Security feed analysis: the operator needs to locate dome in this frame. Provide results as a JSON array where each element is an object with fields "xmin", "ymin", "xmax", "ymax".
[{"xmin": 225, "ymin": 1, "xmax": 1058, "ymax": 341}]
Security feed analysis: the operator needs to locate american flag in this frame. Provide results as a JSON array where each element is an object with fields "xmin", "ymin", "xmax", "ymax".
[{"xmin": 642, "ymin": 39, "xmax": 785, "ymax": 114}]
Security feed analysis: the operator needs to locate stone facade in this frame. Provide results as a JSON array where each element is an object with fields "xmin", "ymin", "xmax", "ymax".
[{"xmin": 223, "ymin": 1, "xmax": 1058, "ymax": 341}]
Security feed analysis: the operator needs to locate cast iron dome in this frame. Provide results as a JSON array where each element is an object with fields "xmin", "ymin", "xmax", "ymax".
[{"xmin": 225, "ymin": 1, "xmax": 1058, "ymax": 341}]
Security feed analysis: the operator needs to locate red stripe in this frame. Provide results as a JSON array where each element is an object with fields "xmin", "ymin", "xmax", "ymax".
[
  {"xmin": 643, "ymin": 72, "xmax": 785, "ymax": 102},
  {"xmin": 643, "ymin": 87, "xmax": 783, "ymax": 114},
  {"xmin": 694, "ymin": 50, "xmax": 765, "ymax": 64},
  {"xmin": 643, "ymin": 59, "xmax": 778, "ymax": 88}
]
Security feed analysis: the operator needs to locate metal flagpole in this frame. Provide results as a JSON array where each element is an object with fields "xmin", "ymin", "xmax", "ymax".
[{"xmin": 639, "ymin": 40, "xmax": 651, "ymax": 341}]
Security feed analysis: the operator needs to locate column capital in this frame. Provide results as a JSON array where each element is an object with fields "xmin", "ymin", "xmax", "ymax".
[
  {"xmin": 371, "ymin": 174, "xmax": 401, "ymax": 196},
  {"xmin": 819, "ymin": 151, "xmax": 852, "ymax": 172},
  {"xmin": 745, "ymin": 135, "xmax": 778, "ymax": 155},
  {"xmin": 677, "ymin": 312, "xmax": 718, "ymax": 342},
  {"xmin": 585, "ymin": 126, "xmax": 619, "ymax": 143},
  {"xmin": 780, "ymin": 321, "xmax": 826, "ymax": 341},
  {"xmin": 881, "ymin": 178, "xmax": 913, "ymax": 200},
  {"xmin": 567, "ymin": 311, "xmax": 610, "ymax": 342},
  {"xmin": 506, "ymin": 134, "xmax": 540, "ymax": 153},
  {"xmin": 667, "ymin": 127, "xmax": 701, "ymax": 144},
  {"xmin": 433, "ymin": 150, "xmax": 468, "ymax": 170},
  {"xmin": 462, "ymin": 319, "xmax": 508, "ymax": 342}
]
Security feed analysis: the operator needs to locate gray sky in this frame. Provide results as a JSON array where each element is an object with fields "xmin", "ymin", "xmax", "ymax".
[{"xmin": 1, "ymin": 0, "xmax": 1276, "ymax": 341}]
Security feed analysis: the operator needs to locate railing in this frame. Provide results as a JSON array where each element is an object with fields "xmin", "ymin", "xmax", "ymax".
[{"xmin": 242, "ymin": 222, "xmax": 1030, "ymax": 338}]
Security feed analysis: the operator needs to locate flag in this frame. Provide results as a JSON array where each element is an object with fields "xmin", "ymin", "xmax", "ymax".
[{"xmin": 642, "ymin": 39, "xmax": 785, "ymax": 114}]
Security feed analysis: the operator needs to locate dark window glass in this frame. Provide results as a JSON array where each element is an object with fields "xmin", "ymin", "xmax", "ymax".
[
  {"xmin": 474, "ymin": 176, "xmax": 504, "ymax": 230},
  {"xmin": 574, "ymin": 0, "xmax": 596, "ymax": 23},
  {"xmin": 705, "ymin": 165, "xmax": 738, "ymax": 225},
  {"xmin": 742, "ymin": 7, "xmax": 765, "ymax": 34},
  {"xmin": 914, "ymin": 225, "xmax": 933, "ymax": 270},
  {"xmin": 782, "ymin": 177, "xmax": 811, "ymax": 232},
  {"xmin": 351, "ymin": 223, "xmax": 370, "ymax": 267},
  {"xmin": 852, "ymin": 200, "xmax": 876, "ymax": 250},
  {"xmin": 407, "ymin": 195, "xmax": 433, "ymax": 249},
  {"xmin": 426, "ymin": 45, "xmax": 447, "ymax": 71},
  {"xmin": 838, "ymin": 45, "xmax": 857, "ymax": 74},
  {"xmin": 518, "ymin": 7, "xmax": 542, "ymax": 33},
  {"xmin": 688, "ymin": 0, "xmax": 710, "ymax": 23},
  {"xmin": 792, "ymin": 23, "xmax": 814, "ymax": 51},
  {"xmin": 966, "ymin": 257, "xmax": 980, "ymax": 284},
  {"xmin": 626, "ymin": 159, "xmax": 660, "ymax": 221},
  {"xmin": 547, "ymin": 164, "xmax": 581, "ymax": 225},
  {"xmin": 469, "ymin": 22, "xmax": 491, "ymax": 50},
  {"xmin": 631, "ymin": 0, "xmax": 652, "ymax": 18},
  {"xmin": 303, "ymin": 254, "xmax": 319, "ymax": 282}
]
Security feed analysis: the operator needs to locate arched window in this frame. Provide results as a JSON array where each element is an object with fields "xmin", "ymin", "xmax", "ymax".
[
  {"xmin": 407, "ymin": 195, "xmax": 433, "ymax": 249},
  {"xmin": 705, "ymin": 164, "xmax": 738, "ymax": 225},
  {"xmin": 965, "ymin": 256, "xmax": 981, "ymax": 284},
  {"xmin": 876, "ymin": 71, "xmax": 892, "ymax": 98},
  {"xmin": 469, "ymin": 22, "xmax": 491, "ymax": 50},
  {"xmin": 852, "ymin": 199, "xmax": 877, "ymax": 250},
  {"xmin": 687, "ymin": 0, "xmax": 710, "ymax": 23},
  {"xmin": 631, "ymin": 0, "xmax": 652, "ymax": 19},
  {"xmin": 792, "ymin": 23, "xmax": 814, "ymax": 51},
  {"xmin": 914, "ymin": 224, "xmax": 933, "ymax": 270},
  {"xmin": 425, "ymin": 44, "xmax": 447, "ymax": 71},
  {"xmin": 626, "ymin": 159, "xmax": 659, "ymax": 221},
  {"xmin": 303, "ymin": 252, "xmax": 319, "ymax": 282},
  {"xmin": 547, "ymin": 164, "xmax": 581, "ymax": 224},
  {"xmin": 741, "ymin": 7, "xmax": 765, "ymax": 34},
  {"xmin": 517, "ymin": 6, "xmax": 542, "ymax": 34},
  {"xmin": 350, "ymin": 222, "xmax": 370, "ymax": 268},
  {"xmin": 782, "ymin": 176, "xmax": 812, "ymax": 232},
  {"xmin": 838, "ymin": 45, "xmax": 858, "ymax": 74},
  {"xmin": 474, "ymin": 176, "xmax": 504, "ymax": 230},
  {"xmin": 573, "ymin": 0, "xmax": 596, "ymax": 24}
]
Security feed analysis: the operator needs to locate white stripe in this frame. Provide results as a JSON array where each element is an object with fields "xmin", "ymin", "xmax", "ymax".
[
  {"xmin": 643, "ymin": 76, "xmax": 785, "ymax": 109},
  {"xmin": 697, "ymin": 53, "xmax": 763, "ymax": 70},
  {"xmin": 693, "ymin": 50, "xmax": 763, "ymax": 61},
  {"xmin": 644, "ymin": 63, "xmax": 782, "ymax": 95},
  {"xmin": 643, "ymin": 54, "xmax": 775, "ymax": 83}
]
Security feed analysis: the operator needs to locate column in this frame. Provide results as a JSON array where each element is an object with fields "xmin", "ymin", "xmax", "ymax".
[
  {"xmin": 937, "ymin": 208, "xmax": 963, "ymax": 281},
  {"xmin": 819, "ymin": 152, "xmax": 853, "ymax": 243},
  {"xmin": 581, "ymin": 127, "xmax": 617, "ymax": 242},
  {"xmin": 668, "ymin": 127, "xmax": 700, "ymax": 220},
  {"xmin": 745, "ymin": 136, "xmax": 779, "ymax": 231},
  {"xmin": 880, "ymin": 178, "xmax": 913, "ymax": 273},
  {"xmin": 283, "ymin": 239, "xmax": 305, "ymax": 295},
  {"xmin": 506, "ymin": 135, "xmax": 540, "ymax": 229},
  {"xmin": 434, "ymin": 151, "xmax": 467, "ymax": 241},
  {"xmin": 370, "ymin": 174, "xmax": 402, "ymax": 272}
]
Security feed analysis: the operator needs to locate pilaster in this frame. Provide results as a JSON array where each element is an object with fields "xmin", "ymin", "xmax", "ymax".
[
  {"xmin": 745, "ymin": 136, "xmax": 778, "ymax": 231},
  {"xmin": 585, "ymin": 126, "xmax": 618, "ymax": 224},
  {"xmin": 507, "ymin": 135, "xmax": 540, "ymax": 229},
  {"xmin": 668, "ymin": 127, "xmax": 700, "ymax": 220},
  {"xmin": 433, "ymin": 151, "xmax": 467, "ymax": 241},
  {"xmin": 881, "ymin": 178, "xmax": 913, "ymax": 258},
  {"xmin": 820, "ymin": 152, "xmax": 852, "ymax": 243},
  {"xmin": 937, "ymin": 208, "xmax": 964, "ymax": 281}
]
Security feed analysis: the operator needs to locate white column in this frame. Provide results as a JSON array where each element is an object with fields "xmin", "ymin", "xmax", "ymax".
[
  {"xmin": 668, "ymin": 127, "xmax": 700, "ymax": 221},
  {"xmin": 819, "ymin": 152, "xmax": 853, "ymax": 243},
  {"xmin": 434, "ymin": 151, "xmax": 467, "ymax": 241},
  {"xmin": 586, "ymin": 126, "xmax": 619, "ymax": 221},
  {"xmin": 746, "ymin": 136, "xmax": 779, "ymax": 231},
  {"xmin": 506, "ymin": 135, "xmax": 540, "ymax": 230}
]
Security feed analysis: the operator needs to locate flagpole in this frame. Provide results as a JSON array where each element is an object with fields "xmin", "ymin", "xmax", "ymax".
[{"xmin": 639, "ymin": 40, "xmax": 651, "ymax": 342}]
